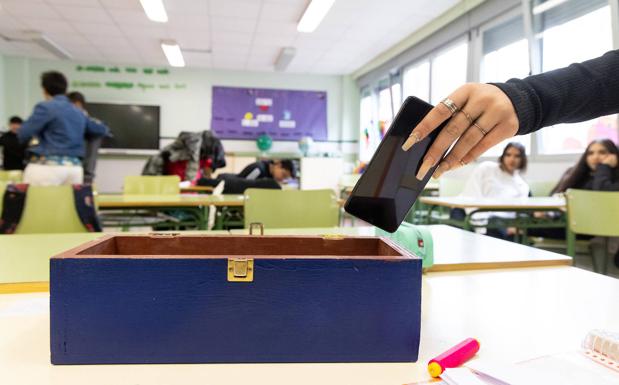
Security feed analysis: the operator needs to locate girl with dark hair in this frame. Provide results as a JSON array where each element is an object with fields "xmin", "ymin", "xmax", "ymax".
[
  {"xmin": 551, "ymin": 139, "xmax": 619, "ymax": 194},
  {"xmin": 460, "ymin": 142, "xmax": 529, "ymax": 199},
  {"xmin": 454, "ymin": 142, "xmax": 530, "ymax": 240}
]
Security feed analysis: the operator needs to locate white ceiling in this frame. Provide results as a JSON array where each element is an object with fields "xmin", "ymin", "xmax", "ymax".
[{"xmin": 0, "ymin": 0, "xmax": 459, "ymax": 74}]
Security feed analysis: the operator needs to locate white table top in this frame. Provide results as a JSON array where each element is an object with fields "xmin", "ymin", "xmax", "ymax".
[
  {"xmin": 419, "ymin": 196, "xmax": 566, "ymax": 210},
  {"xmin": 1, "ymin": 266, "xmax": 615, "ymax": 384},
  {"xmin": 230, "ymin": 225, "xmax": 572, "ymax": 271}
]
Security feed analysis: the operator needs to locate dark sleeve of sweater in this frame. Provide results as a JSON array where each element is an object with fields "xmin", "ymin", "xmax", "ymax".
[
  {"xmin": 591, "ymin": 164, "xmax": 619, "ymax": 191},
  {"xmin": 491, "ymin": 49, "xmax": 619, "ymax": 135}
]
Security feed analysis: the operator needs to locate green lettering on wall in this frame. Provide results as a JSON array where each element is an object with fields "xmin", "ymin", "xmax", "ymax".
[
  {"xmin": 125, "ymin": 67, "xmax": 138, "ymax": 73},
  {"xmin": 156, "ymin": 68, "xmax": 169, "ymax": 75},
  {"xmin": 105, "ymin": 81, "xmax": 134, "ymax": 89},
  {"xmin": 85, "ymin": 65, "xmax": 106, "ymax": 72},
  {"xmin": 108, "ymin": 67, "xmax": 120, "ymax": 73},
  {"xmin": 138, "ymin": 82, "xmax": 155, "ymax": 90},
  {"xmin": 159, "ymin": 84, "xmax": 171, "ymax": 89},
  {"xmin": 174, "ymin": 83, "xmax": 187, "ymax": 89},
  {"xmin": 143, "ymin": 68, "xmax": 154, "ymax": 74},
  {"xmin": 76, "ymin": 65, "xmax": 84, "ymax": 71},
  {"xmin": 72, "ymin": 81, "xmax": 102, "ymax": 88}
]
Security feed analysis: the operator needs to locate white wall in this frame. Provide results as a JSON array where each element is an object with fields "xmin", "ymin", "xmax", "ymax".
[{"xmin": 1, "ymin": 55, "xmax": 361, "ymax": 191}]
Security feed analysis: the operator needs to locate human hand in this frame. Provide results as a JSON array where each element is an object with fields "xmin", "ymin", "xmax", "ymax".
[
  {"xmin": 601, "ymin": 153, "xmax": 618, "ymax": 168},
  {"xmin": 401, "ymin": 83, "xmax": 519, "ymax": 180}
]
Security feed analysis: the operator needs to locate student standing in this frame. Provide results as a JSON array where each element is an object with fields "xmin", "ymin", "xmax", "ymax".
[
  {"xmin": 18, "ymin": 71, "xmax": 107, "ymax": 186},
  {"xmin": 0, "ymin": 116, "xmax": 26, "ymax": 170},
  {"xmin": 67, "ymin": 91, "xmax": 109, "ymax": 184}
]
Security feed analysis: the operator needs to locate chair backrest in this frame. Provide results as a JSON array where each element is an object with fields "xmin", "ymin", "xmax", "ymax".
[
  {"xmin": 0, "ymin": 170, "xmax": 23, "ymax": 183},
  {"xmin": 123, "ymin": 175, "xmax": 180, "ymax": 195},
  {"xmin": 244, "ymin": 188, "xmax": 339, "ymax": 229},
  {"xmin": 528, "ymin": 180, "xmax": 556, "ymax": 197},
  {"xmin": 566, "ymin": 189, "xmax": 619, "ymax": 237},
  {"xmin": 14, "ymin": 185, "xmax": 88, "ymax": 234},
  {"xmin": 439, "ymin": 177, "xmax": 466, "ymax": 197},
  {"xmin": 0, "ymin": 181, "xmax": 7, "ymax": 214}
]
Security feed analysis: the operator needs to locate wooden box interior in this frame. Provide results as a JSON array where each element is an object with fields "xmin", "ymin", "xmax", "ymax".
[{"xmin": 58, "ymin": 235, "xmax": 415, "ymax": 260}]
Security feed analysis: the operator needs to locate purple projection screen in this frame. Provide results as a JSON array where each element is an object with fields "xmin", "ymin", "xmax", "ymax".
[{"xmin": 211, "ymin": 86, "xmax": 328, "ymax": 141}]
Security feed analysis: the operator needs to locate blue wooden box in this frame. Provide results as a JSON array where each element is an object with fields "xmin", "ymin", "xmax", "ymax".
[{"xmin": 50, "ymin": 234, "xmax": 422, "ymax": 364}]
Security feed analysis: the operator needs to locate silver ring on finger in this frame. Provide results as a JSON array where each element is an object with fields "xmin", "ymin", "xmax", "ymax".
[
  {"xmin": 473, "ymin": 121, "xmax": 488, "ymax": 136},
  {"xmin": 440, "ymin": 98, "xmax": 459, "ymax": 115}
]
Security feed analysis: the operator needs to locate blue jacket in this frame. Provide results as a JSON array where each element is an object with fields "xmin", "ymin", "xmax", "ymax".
[{"xmin": 18, "ymin": 95, "xmax": 108, "ymax": 158}]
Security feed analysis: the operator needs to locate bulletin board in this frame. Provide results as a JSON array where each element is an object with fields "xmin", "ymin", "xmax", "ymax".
[{"xmin": 211, "ymin": 86, "xmax": 327, "ymax": 141}]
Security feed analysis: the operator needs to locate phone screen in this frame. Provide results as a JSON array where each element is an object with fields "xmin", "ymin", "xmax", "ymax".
[{"xmin": 344, "ymin": 96, "xmax": 447, "ymax": 232}]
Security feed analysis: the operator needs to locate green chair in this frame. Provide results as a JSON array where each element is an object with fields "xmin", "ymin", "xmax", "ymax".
[
  {"xmin": 566, "ymin": 189, "xmax": 619, "ymax": 274},
  {"xmin": 528, "ymin": 180, "xmax": 556, "ymax": 197},
  {"xmin": 244, "ymin": 188, "xmax": 339, "ymax": 229},
  {"xmin": 123, "ymin": 175, "xmax": 180, "ymax": 195},
  {"xmin": 0, "ymin": 181, "xmax": 7, "ymax": 215},
  {"xmin": 13, "ymin": 185, "xmax": 89, "ymax": 234},
  {"xmin": 0, "ymin": 170, "xmax": 23, "ymax": 183}
]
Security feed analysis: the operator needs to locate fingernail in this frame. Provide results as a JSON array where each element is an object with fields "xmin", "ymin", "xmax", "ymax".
[
  {"xmin": 433, "ymin": 165, "xmax": 443, "ymax": 179},
  {"xmin": 401, "ymin": 132, "xmax": 421, "ymax": 151},
  {"xmin": 416, "ymin": 156, "xmax": 434, "ymax": 180}
]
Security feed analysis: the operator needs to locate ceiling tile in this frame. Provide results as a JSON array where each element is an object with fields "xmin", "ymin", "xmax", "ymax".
[
  {"xmin": 253, "ymin": 32, "xmax": 295, "ymax": 47},
  {"xmin": 22, "ymin": 19, "xmax": 78, "ymax": 34},
  {"xmin": 254, "ymin": 21, "xmax": 297, "ymax": 36},
  {"xmin": 211, "ymin": 43, "xmax": 250, "ymax": 56},
  {"xmin": 72, "ymin": 22, "xmax": 124, "ymax": 37},
  {"xmin": 46, "ymin": 0, "xmax": 100, "ymax": 5},
  {"xmin": 211, "ymin": 31, "xmax": 253, "ymax": 46},
  {"xmin": 210, "ymin": 17, "xmax": 257, "ymax": 34},
  {"xmin": 52, "ymin": 5, "xmax": 113, "ymax": 23},
  {"xmin": 260, "ymin": 2, "xmax": 305, "ymax": 22},
  {"xmin": 98, "ymin": 0, "xmax": 143, "ymax": 10},
  {"xmin": 108, "ymin": 9, "xmax": 154, "ymax": 26},
  {"xmin": 209, "ymin": 0, "xmax": 261, "ymax": 18},
  {"xmin": 1, "ymin": 2, "xmax": 61, "ymax": 18}
]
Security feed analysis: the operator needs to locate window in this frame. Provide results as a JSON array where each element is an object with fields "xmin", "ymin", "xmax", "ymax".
[
  {"xmin": 359, "ymin": 91, "xmax": 378, "ymax": 163},
  {"xmin": 390, "ymin": 82, "xmax": 402, "ymax": 112},
  {"xmin": 403, "ymin": 60, "xmax": 430, "ymax": 103},
  {"xmin": 480, "ymin": 15, "xmax": 531, "ymax": 157},
  {"xmin": 532, "ymin": 0, "xmax": 618, "ymax": 154},
  {"xmin": 430, "ymin": 40, "xmax": 468, "ymax": 105}
]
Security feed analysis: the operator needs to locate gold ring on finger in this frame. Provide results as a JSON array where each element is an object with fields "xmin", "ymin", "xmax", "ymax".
[
  {"xmin": 459, "ymin": 109, "xmax": 474, "ymax": 125},
  {"xmin": 473, "ymin": 121, "xmax": 488, "ymax": 136}
]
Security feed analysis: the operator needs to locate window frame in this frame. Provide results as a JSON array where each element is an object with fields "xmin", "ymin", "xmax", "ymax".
[{"xmin": 357, "ymin": 0, "xmax": 619, "ymax": 163}]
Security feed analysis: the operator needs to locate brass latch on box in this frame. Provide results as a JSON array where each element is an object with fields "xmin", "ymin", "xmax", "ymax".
[{"xmin": 227, "ymin": 259, "xmax": 254, "ymax": 282}]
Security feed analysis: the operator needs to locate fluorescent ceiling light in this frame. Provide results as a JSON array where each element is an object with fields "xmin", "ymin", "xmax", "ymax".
[
  {"xmin": 161, "ymin": 40, "xmax": 185, "ymax": 67},
  {"xmin": 297, "ymin": 0, "xmax": 335, "ymax": 33},
  {"xmin": 140, "ymin": 0, "xmax": 168, "ymax": 22},
  {"xmin": 532, "ymin": 0, "xmax": 567, "ymax": 15},
  {"xmin": 274, "ymin": 47, "xmax": 296, "ymax": 71}
]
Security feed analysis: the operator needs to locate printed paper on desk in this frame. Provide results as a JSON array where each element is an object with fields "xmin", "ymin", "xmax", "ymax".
[
  {"xmin": 467, "ymin": 355, "xmax": 619, "ymax": 385},
  {"xmin": 441, "ymin": 368, "xmax": 498, "ymax": 385}
]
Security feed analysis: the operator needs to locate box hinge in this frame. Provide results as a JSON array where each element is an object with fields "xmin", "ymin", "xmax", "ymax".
[{"xmin": 227, "ymin": 259, "xmax": 254, "ymax": 282}]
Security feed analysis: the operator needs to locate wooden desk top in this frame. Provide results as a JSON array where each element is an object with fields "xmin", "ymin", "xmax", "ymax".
[
  {"xmin": 180, "ymin": 186, "xmax": 214, "ymax": 193},
  {"xmin": 230, "ymin": 225, "xmax": 571, "ymax": 271},
  {"xmin": 419, "ymin": 196, "xmax": 566, "ymax": 210},
  {"xmin": 96, "ymin": 194, "xmax": 245, "ymax": 208},
  {"xmin": 0, "ymin": 266, "xmax": 615, "ymax": 384}
]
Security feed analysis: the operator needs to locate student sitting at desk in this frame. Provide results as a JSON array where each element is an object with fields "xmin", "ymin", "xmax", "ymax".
[
  {"xmin": 550, "ymin": 139, "xmax": 619, "ymax": 194},
  {"xmin": 196, "ymin": 159, "xmax": 296, "ymax": 194},
  {"xmin": 237, "ymin": 159, "xmax": 295, "ymax": 182},
  {"xmin": 454, "ymin": 142, "xmax": 530, "ymax": 240}
]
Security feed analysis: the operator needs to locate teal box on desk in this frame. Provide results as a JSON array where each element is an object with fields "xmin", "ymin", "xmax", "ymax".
[{"xmin": 50, "ymin": 234, "xmax": 422, "ymax": 364}]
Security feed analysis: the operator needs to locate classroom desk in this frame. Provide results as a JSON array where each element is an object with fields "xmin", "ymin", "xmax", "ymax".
[
  {"xmin": 96, "ymin": 194, "xmax": 245, "ymax": 230},
  {"xmin": 180, "ymin": 186, "xmax": 214, "ymax": 194},
  {"xmin": 419, "ymin": 196, "xmax": 566, "ymax": 242},
  {"xmin": 0, "ymin": 231, "xmax": 230, "ymax": 293},
  {"xmin": 0, "ymin": 266, "xmax": 616, "ymax": 384},
  {"xmin": 229, "ymin": 225, "xmax": 572, "ymax": 271}
]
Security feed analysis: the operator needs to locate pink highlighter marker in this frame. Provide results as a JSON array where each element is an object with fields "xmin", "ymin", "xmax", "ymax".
[{"xmin": 428, "ymin": 338, "xmax": 480, "ymax": 378}]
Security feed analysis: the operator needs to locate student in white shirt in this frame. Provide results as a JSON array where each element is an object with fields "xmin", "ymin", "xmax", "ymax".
[{"xmin": 455, "ymin": 142, "xmax": 530, "ymax": 239}]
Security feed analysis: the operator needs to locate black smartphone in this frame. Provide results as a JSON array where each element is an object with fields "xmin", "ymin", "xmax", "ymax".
[{"xmin": 344, "ymin": 96, "xmax": 447, "ymax": 232}]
